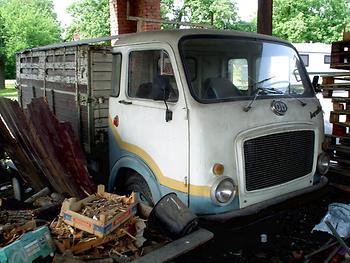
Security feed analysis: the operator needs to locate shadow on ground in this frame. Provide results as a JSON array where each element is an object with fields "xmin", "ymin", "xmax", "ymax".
[{"xmin": 177, "ymin": 185, "xmax": 347, "ymax": 263}]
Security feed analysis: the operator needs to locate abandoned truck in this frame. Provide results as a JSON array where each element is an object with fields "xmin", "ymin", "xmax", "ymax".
[{"xmin": 16, "ymin": 29, "xmax": 329, "ymax": 221}]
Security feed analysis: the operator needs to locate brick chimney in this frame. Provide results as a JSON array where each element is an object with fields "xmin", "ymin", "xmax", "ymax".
[{"xmin": 109, "ymin": 0, "xmax": 161, "ymax": 35}]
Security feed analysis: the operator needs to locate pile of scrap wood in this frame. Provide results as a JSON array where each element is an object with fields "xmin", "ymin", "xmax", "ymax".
[
  {"xmin": 0, "ymin": 97, "xmax": 95, "ymax": 198},
  {"xmin": 0, "ymin": 185, "xmax": 166, "ymax": 263},
  {"xmin": 50, "ymin": 185, "xmax": 151, "ymax": 262}
]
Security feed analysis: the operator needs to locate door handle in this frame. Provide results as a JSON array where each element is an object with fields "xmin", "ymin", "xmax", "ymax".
[{"xmin": 118, "ymin": 100, "xmax": 132, "ymax": 105}]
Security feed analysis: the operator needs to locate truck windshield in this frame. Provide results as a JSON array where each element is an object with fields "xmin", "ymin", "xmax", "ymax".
[{"xmin": 179, "ymin": 36, "xmax": 314, "ymax": 103}]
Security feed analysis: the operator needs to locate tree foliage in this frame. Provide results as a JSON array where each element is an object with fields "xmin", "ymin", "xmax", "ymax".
[
  {"xmin": 161, "ymin": 0, "xmax": 238, "ymax": 29},
  {"xmin": 273, "ymin": 0, "xmax": 350, "ymax": 43},
  {"xmin": 160, "ymin": 0, "xmax": 256, "ymax": 31},
  {"xmin": 66, "ymin": 0, "xmax": 110, "ymax": 40},
  {"xmin": 0, "ymin": 0, "xmax": 61, "ymax": 78}
]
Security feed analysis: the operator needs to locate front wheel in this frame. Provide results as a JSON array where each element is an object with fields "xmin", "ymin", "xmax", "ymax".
[{"xmin": 117, "ymin": 171, "xmax": 154, "ymax": 207}]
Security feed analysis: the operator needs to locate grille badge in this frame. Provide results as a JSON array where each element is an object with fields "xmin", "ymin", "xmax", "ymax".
[{"xmin": 271, "ymin": 100, "xmax": 287, "ymax": 116}]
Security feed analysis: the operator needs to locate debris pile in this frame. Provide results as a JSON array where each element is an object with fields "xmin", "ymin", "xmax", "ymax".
[
  {"xmin": 0, "ymin": 97, "xmax": 95, "ymax": 198},
  {"xmin": 50, "ymin": 188, "xmax": 147, "ymax": 261},
  {"xmin": 0, "ymin": 185, "xmax": 155, "ymax": 262},
  {"xmin": 0, "ymin": 97, "xmax": 211, "ymax": 262}
]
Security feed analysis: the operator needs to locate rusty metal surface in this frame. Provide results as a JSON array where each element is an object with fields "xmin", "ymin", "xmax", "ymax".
[{"xmin": 0, "ymin": 97, "xmax": 95, "ymax": 197}]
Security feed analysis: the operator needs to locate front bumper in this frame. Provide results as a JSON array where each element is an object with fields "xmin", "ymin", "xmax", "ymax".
[{"xmin": 201, "ymin": 176, "xmax": 328, "ymax": 222}]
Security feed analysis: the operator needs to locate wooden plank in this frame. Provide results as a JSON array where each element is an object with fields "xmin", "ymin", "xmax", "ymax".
[
  {"xmin": 27, "ymin": 98, "xmax": 96, "ymax": 197},
  {"xmin": 92, "ymin": 80, "xmax": 111, "ymax": 91},
  {"xmin": 19, "ymin": 62, "xmax": 40, "ymax": 69},
  {"xmin": 92, "ymin": 52, "xmax": 112, "ymax": 63},
  {"xmin": 93, "ymin": 89, "xmax": 111, "ymax": 97},
  {"xmin": 332, "ymin": 97, "xmax": 350, "ymax": 103},
  {"xmin": 69, "ymin": 233, "xmax": 120, "ymax": 254},
  {"xmin": 45, "ymin": 62, "xmax": 76, "ymax": 69},
  {"xmin": 321, "ymin": 83, "xmax": 350, "ymax": 89},
  {"xmin": 331, "ymin": 110, "xmax": 350, "ymax": 115},
  {"xmin": 92, "ymin": 62, "xmax": 112, "ymax": 72},
  {"xmin": 92, "ymin": 72, "xmax": 112, "ymax": 81},
  {"xmin": 0, "ymin": 99, "xmax": 47, "ymax": 191},
  {"xmin": 131, "ymin": 228, "xmax": 214, "ymax": 263}
]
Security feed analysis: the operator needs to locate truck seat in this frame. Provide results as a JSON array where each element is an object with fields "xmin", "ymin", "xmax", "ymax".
[{"xmin": 204, "ymin": 77, "xmax": 242, "ymax": 99}]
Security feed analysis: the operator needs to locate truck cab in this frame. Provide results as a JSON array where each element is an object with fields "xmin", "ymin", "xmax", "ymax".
[{"xmin": 108, "ymin": 29, "xmax": 329, "ymax": 220}]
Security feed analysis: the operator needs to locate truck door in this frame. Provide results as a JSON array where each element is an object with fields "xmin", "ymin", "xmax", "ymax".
[{"xmin": 110, "ymin": 45, "xmax": 189, "ymax": 204}]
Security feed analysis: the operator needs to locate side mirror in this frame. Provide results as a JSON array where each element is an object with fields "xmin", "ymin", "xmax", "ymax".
[
  {"xmin": 152, "ymin": 75, "xmax": 172, "ymax": 122},
  {"xmin": 152, "ymin": 75, "xmax": 170, "ymax": 101},
  {"xmin": 312, "ymin": 75, "xmax": 321, "ymax": 93}
]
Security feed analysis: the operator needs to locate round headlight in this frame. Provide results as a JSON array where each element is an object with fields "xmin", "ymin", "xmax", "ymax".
[
  {"xmin": 317, "ymin": 152, "xmax": 330, "ymax": 175},
  {"xmin": 211, "ymin": 177, "xmax": 236, "ymax": 206}
]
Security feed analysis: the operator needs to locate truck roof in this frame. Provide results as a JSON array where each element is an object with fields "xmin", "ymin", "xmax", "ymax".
[
  {"xmin": 18, "ymin": 29, "xmax": 291, "ymax": 53},
  {"xmin": 112, "ymin": 29, "xmax": 291, "ymax": 46}
]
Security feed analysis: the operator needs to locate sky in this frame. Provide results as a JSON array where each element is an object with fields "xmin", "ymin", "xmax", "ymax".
[
  {"xmin": 53, "ymin": 0, "xmax": 258, "ymax": 28},
  {"xmin": 53, "ymin": 0, "xmax": 75, "ymax": 28}
]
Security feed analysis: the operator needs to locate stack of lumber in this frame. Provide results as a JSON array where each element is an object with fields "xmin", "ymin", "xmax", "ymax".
[
  {"xmin": 0, "ymin": 97, "xmax": 96, "ymax": 198},
  {"xmin": 320, "ymin": 33, "xmax": 350, "ymax": 182}
]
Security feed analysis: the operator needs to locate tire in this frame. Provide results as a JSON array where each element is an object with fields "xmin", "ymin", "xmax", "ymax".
[{"xmin": 120, "ymin": 171, "xmax": 154, "ymax": 207}]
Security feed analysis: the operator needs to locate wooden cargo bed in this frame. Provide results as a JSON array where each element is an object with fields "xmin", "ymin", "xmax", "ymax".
[{"xmin": 16, "ymin": 45, "xmax": 112, "ymax": 155}]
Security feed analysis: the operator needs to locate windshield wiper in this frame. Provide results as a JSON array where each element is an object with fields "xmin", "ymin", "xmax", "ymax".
[
  {"xmin": 284, "ymin": 92, "xmax": 307, "ymax": 107},
  {"xmin": 254, "ymin": 76, "xmax": 275, "ymax": 86},
  {"xmin": 243, "ymin": 87, "xmax": 281, "ymax": 112}
]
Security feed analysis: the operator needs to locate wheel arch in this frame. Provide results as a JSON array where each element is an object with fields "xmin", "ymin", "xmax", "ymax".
[{"xmin": 108, "ymin": 155, "xmax": 162, "ymax": 202}]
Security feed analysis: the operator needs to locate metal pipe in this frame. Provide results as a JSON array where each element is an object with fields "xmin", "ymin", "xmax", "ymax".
[{"xmin": 325, "ymin": 220, "xmax": 350, "ymax": 255}]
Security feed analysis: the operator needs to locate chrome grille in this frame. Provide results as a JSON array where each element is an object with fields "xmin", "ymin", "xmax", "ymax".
[{"xmin": 244, "ymin": 130, "xmax": 315, "ymax": 191}]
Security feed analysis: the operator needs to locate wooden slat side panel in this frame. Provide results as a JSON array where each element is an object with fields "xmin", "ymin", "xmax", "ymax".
[
  {"xmin": 54, "ymin": 93, "xmax": 80, "ymax": 138},
  {"xmin": 93, "ymin": 89, "xmax": 110, "ymax": 98},
  {"xmin": 17, "ymin": 46, "xmax": 89, "ymax": 85},
  {"xmin": 92, "ymin": 52, "xmax": 113, "ymax": 63},
  {"xmin": 90, "ymin": 49, "xmax": 112, "ymax": 148},
  {"xmin": 80, "ymin": 105, "xmax": 89, "ymax": 151},
  {"xmin": 92, "ymin": 72, "xmax": 112, "ymax": 81},
  {"xmin": 92, "ymin": 80, "xmax": 111, "ymax": 91},
  {"xmin": 19, "ymin": 79, "xmax": 87, "ymax": 95},
  {"xmin": 92, "ymin": 62, "xmax": 112, "ymax": 72}
]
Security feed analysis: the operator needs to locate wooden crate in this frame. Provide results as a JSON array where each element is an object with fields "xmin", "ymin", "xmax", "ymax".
[{"xmin": 60, "ymin": 185, "xmax": 137, "ymax": 237}]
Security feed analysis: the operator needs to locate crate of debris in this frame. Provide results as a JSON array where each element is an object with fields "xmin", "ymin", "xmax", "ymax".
[{"xmin": 60, "ymin": 185, "xmax": 137, "ymax": 237}]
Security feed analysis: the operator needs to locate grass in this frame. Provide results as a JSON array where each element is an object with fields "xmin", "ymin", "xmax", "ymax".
[{"xmin": 0, "ymin": 83, "xmax": 17, "ymax": 98}]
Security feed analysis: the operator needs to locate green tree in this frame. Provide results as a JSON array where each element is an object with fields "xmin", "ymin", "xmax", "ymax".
[
  {"xmin": 0, "ymin": 0, "xmax": 61, "ymax": 79},
  {"xmin": 273, "ymin": 0, "xmax": 350, "ymax": 43},
  {"xmin": 66, "ymin": 0, "xmax": 110, "ymax": 40},
  {"xmin": 161, "ymin": 0, "xmax": 239, "ymax": 29},
  {"xmin": 160, "ymin": 0, "xmax": 256, "ymax": 32}
]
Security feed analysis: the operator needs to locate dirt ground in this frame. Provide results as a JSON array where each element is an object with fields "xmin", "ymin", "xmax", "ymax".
[{"xmin": 177, "ymin": 184, "xmax": 348, "ymax": 263}]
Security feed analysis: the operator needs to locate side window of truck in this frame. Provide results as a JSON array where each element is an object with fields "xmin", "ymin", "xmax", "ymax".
[
  {"xmin": 228, "ymin": 58, "xmax": 248, "ymax": 92},
  {"xmin": 111, "ymin": 53, "xmax": 122, "ymax": 97},
  {"xmin": 128, "ymin": 50, "xmax": 179, "ymax": 102}
]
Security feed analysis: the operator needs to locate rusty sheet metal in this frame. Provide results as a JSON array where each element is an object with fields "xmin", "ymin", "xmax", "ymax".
[
  {"xmin": 0, "ymin": 97, "xmax": 95, "ymax": 197},
  {"xmin": 0, "ymin": 98, "xmax": 47, "ymax": 191},
  {"xmin": 27, "ymin": 98, "xmax": 95, "ymax": 197}
]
